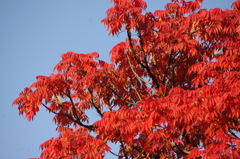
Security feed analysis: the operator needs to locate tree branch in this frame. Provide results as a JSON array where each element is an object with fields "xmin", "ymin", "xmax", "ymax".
[
  {"xmin": 42, "ymin": 103, "xmax": 94, "ymax": 131},
  {"xmin": 126, "ymin": 29, "xmax": 154, "ymax": 86},
  {"xmin": 170, "ymin": 142, "xmax": 189, "ymax": 156},
  {"xmin": 109, "ymin": 150, "xmax": 123, "ymax": 157},
  {"xmin": 137, "ymin": 29, "xmax": 160, "ymax": 89},
  {"xmin": 229, "ymin": 129, "xmax": 239, "ymax": 138},
  {"xmin": 126, "ymin": 51, "xmax": 153, "ymax": 86},
  {"xmin": 106, "ymin": 94, "xmax": 113, "ymax": 111},
  {"xmin": 132, "ymin": 86, "xmax": 142, "ymax": 101},
  {"xmin": 107, "ymin": 84, "xmax": 136, "ymax": 106},
  {"xmin": 88, "ymin": 88, "xmax": 103, "ymax": 117},
  {"xmin": 120, "ymin": 140, "xmax": 129, "ymax": 159}
]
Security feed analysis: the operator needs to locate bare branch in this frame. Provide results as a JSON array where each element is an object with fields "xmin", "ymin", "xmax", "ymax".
[{"xmin": 229, "ymin": 129, "xmax": 239, "ymax": 138}]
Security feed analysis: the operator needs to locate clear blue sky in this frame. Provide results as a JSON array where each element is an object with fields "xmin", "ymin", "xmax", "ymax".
[{"xmin": 0, "ymin": 0, "xmax": 235, "ymax": 158}]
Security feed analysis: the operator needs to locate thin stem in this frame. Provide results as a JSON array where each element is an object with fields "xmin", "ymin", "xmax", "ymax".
[
  {"xmin": 120, "ymin": 140, "xmax": 129, "ymax": 159},
  {"xmin": 137, "ymin": 29, "xmax": 160, "ymax": 89},
  {"xmin": 126, "ymin": 52, "xmax": 153, "ymax": 86},
  {"xmin": 108, "ymin": 85, "xmax": 136, "ymax": 105},
  {"xmin": 88, "ymin": 88, "xmax": 103, "ymax": 117}
]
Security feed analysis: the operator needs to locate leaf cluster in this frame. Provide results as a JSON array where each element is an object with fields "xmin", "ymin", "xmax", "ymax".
[{"xmin": 13, "ymin": 0, "xmax": 240, "ymax": 158}]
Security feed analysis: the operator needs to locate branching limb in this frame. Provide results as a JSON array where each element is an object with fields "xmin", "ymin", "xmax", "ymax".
[
  {"xmin": 127, "ymin": 28, "xmax": 160, "ymax": 89},
  {"xmin": 107, "ymin": 85, "xmax": 136, "ymax": 106},
  {"xmin": 51, "ymin": 83, "xmax": 94, "ymax": 130},
  {"xmin": 137, "ymin": 29, "xmax": 160, "ymax": 89},
  {"xmin": 126, "ymin": 52, "xmax": 153, "ymax": 86},
  {"xmin": 120, "ymin": 140, "xmax": 129, "ymax": 159},
  {"xmin": 126, "ymin": 29, "xmax": 153, "ymax": 86},
  {"xmin": 88, "ymin": 88, "xmax": 103, "ymax": 118},
  {"xmin": 42, "ymin": 103, "xmax": 94, "ymax": 130}
]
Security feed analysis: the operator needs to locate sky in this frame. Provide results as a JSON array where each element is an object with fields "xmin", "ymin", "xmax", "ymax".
[{"xmin": 0, "ymin": 0, "xmax": 236, "ymax": 159}]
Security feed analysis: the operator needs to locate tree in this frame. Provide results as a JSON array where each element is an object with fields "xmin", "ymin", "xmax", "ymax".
[{"xmin": 13, "ymin": 0, "xmax": 240, "ymax": 158}]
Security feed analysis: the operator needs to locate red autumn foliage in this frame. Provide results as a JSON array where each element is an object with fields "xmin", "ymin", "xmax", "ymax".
[{"xmin": 13, "ymin": 0, "xmax": 240, "ymax": 158}]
